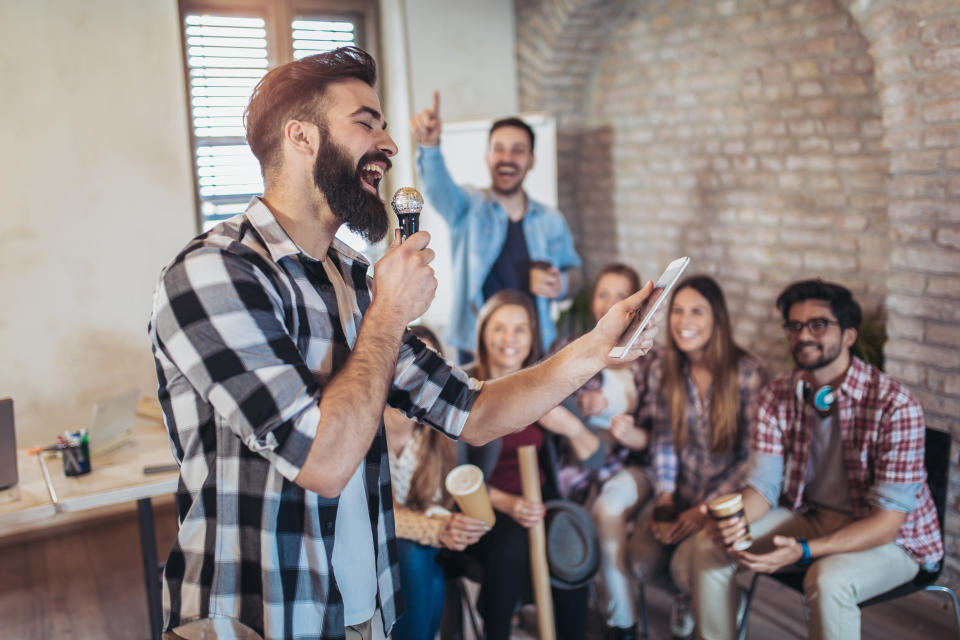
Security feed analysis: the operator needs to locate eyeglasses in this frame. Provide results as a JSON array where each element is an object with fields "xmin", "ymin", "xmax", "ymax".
[{"xmin": 782, "ymin": 318, "xmax": 840, "ymax": 337}]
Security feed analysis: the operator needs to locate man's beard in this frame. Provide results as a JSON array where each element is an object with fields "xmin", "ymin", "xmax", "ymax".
[
  {"xmin": 491, "ymin": 162, "xmax": 523, "ymax": 196},
  {"xmin": 313, "ymin": 135, "xmax": 390, "ymax": 243},
  {"xmin": 792, "ymin": 339, "xmax": 843, "ymax": 371}
]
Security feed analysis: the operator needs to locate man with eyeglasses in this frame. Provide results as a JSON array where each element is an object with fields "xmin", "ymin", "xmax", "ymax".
[{"xmin": 686, "ymin": 279, "xmax": 942, "ymax": 640}]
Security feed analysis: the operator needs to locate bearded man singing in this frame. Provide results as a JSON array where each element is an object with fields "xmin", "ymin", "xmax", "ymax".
[{"xmin": 148, "ymin": 47, "xmax": 658, "ymax": 640}]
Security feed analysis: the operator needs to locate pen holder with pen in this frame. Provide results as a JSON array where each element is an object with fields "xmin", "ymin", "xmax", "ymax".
[{"xmin": 62, "ymin": 440, "xmax": 91, "ymax": 476}]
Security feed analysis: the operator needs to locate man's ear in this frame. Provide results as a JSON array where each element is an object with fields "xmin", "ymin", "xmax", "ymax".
[
  {"xmin": 283, "ymin": 120, "xmax": 318, "ymax": 158},
  {"xmin": 527, "ymin": 152, "xmax": 536, "ymax": 171},
  {"xmin": 842, "ymin": 327, "xmax": 858, "ymax": 351}
]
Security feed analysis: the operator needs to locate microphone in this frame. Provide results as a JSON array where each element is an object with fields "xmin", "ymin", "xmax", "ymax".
[{"xmin": 391, "ymin": 187, "xmax": 424, "ymax": 241}]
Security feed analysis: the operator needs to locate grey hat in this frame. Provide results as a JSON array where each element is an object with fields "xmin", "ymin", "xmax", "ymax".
[{"xmin": 544, "ymin": 499, "xmax": 600, "ymax": 590}]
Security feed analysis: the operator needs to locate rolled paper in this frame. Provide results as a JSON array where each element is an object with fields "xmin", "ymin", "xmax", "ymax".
[
  {"xmin": 445, "ymin": 464, "xmax": 496, "ymax": 527},
  {"xmin": 518, "ymin": 445, "xmax": 555, "ymax": 640}
]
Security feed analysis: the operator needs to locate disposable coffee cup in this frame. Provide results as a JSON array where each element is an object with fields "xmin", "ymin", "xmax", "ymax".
[
  {"xmin": 708, "ymin": 492, "xmax": 752, "ymax": 551},
  {"xmin": 652, "ymin": 504, "xmax": 677, "ymax": 540},
  {"xmin": 445, "ymin": 464, "xmax": 496, "ymax": 527}
]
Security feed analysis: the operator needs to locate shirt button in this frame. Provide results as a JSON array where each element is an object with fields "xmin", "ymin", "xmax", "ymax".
[{"xmin": 323, "ymin": 520, "xmax": 334, "ymax": 532}]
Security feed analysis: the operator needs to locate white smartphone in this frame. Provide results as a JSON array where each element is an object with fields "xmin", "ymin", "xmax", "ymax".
[{"xmin": 608, "ymin": 257, "xmax": 691, "ymax": 359}]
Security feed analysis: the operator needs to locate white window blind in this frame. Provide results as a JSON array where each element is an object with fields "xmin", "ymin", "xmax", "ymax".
[
  {"xmin": 182, "ymin": 12, "xmax": 360, "ymax": 233},
  {"xmin": 185, "ymin": 14, "xmax": 267, "ymax": 229},
  {"xmin": 292, "ymin": 19, "xmax": 356, "ymax": 59}
]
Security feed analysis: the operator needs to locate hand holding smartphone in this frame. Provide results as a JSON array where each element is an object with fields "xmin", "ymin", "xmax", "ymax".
[{"xmin": 608, "ymin": 257, "xmax": 691, "ymax": 359}]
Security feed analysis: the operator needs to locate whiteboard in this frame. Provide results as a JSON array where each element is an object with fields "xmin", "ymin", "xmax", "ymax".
[{"xmin": 437, "ymin": 112, "xmax": 558, "ymax": 207}]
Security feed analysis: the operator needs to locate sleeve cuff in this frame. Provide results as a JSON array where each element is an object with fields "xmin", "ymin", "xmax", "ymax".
[
  {"xmin": 417, "ymin": 144, "xmax": 442, "ymax": 159},
  {"xmin": 580, "ymin": 438, "xmax": 607, "ymax": 470},
  {"xmin": 269, "ymin": 402, "xmax": 321, "ymax": 483},
  {"xmin": 655, "ymin": 476, "xmax": 676, "ymax": 496},
  {"xmin": 558, "ymin": 270, "xmax": 570, "ymax": 299},
  {"xmin": 869, "ymin": 481, "xmax": 922, "ymax": 513},
  {"xmin": 746, "ymin": 452, "xmax": 783, "ymax": 509}
]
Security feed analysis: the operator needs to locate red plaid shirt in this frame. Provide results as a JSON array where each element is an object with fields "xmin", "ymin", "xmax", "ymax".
[{"xmin": 752, "ymin": 357, "xmax": 943, "ymax": 567}]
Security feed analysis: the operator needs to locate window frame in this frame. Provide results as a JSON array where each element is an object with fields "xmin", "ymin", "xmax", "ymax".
[{"xmin": 177, "ymin": 0, "xmax": 380, "ymax": 231}]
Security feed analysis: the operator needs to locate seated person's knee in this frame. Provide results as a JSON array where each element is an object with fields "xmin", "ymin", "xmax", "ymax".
[{"xmin": 802, "ymin": 560, "xmax": 854, "ymax": 603}]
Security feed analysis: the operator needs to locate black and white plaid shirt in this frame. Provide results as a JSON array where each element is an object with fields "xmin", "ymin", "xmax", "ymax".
[{"xmin": 149, "ymin": 197, "xmax": 481, "ymax": 640}]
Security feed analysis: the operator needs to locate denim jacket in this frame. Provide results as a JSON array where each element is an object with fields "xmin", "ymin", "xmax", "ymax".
[{"xmin": 416, "ymin": 145, "xmax": 582, "ymax": 352}]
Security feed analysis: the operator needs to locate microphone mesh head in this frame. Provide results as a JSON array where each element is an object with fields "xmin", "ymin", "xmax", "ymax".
[{"xmin": 390, "ymin": 187, "xmax": 424, "ymax": 216}]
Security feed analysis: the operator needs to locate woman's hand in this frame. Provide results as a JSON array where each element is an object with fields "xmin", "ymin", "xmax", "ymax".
[
  {"xmin": 609, "ymin": 413, "xmax": 649, "ymax": 451},
  {"xmin": 495, "ymin": 492, "xmax": 546, "ymax": 529},
  {"xmin": 437, "ymin": 513, "xmax": 490, "ymax": 551},
  {"xmin": 661, "ymin": 503, "xmax": 708, "ymax": 545},
  {"xmin": 576, "ymin": 389, "xmax": 608, "ymax": 418}
]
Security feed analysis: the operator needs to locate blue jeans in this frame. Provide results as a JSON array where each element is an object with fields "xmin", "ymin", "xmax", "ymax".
[{"xmin": 393, "ymin": 539, "xmax": 446, "ymax": 640}]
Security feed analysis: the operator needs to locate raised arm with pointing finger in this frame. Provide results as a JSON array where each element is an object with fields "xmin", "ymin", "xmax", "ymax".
[{"xmin": 413, "ymin": 91, "xmax": 583, "ymax": 357}]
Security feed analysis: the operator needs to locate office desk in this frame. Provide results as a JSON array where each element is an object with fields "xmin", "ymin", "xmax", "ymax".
[
  {"xmin": 0, "ymin": 418, "xmax": 178, "ymax": 640},
  {"xmin": 43, "ymin": 423, "xmax": 178, "ymax": 513},
  {"xmin": 0, "ymin": 449, "xmax": 57, "ymax": 536}
]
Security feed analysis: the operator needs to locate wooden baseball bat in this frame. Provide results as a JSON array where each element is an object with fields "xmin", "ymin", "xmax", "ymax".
[{"xmin": 518, "ymin": 445, "xmax": 555, "ymax": 640}]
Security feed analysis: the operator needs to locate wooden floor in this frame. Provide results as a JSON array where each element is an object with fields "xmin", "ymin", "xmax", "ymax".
[
  {"xmin": 0, "ymin": 501, "xmax": 180, "ymax": 640},
  {"xmin": 625, "ymin": 577, "xmax": 957, "ymax": 639},
  {"xmin": 0, "ymin": 505, "xmax": 955, "ymax": 639}
]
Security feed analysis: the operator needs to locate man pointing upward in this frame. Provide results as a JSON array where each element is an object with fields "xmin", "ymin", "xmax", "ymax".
[{"xmin": 412, "ymin": 91, "xmax": 582, "ymax": 360}]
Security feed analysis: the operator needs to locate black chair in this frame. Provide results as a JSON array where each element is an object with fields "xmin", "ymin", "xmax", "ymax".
[
  {"xmin": 438, "ymin": 552, "xmax": 484, "ymax": 640},
  {"xmin": 736, "ymin": 427, "xmax": 960, "ymax": 640}
]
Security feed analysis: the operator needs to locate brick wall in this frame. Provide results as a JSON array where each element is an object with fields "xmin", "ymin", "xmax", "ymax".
[{"xmin": 516, "ymin": 0, "xmax": 960, "ymax": 586}]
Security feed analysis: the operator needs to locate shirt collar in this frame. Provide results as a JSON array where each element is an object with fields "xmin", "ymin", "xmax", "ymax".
[
  {"xmin": 789, "ymin": 355, "xmax": 868, "ymax": 404},
  {"xmin": 838, "ymin": 356, "xmax": 869, "ymax": 402},
  {"xmin": 244, "ymin": 196, "xmax": 370, "ymax": 267},
  {"xmin": 485, "ymin": 188, "xmax": 539, "ymax": 218}
]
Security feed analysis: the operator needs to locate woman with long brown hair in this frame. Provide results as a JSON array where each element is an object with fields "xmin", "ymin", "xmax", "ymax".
[
  {"xmin": 385, "ymin": 325, "xmax": 490, "ymax": 640},
  {"xmin": 630, "ymin": 275, "xmax": 766, "ymax": 639},
  {"xmin": 549, "ymin": 263, "xmax": 658, "ymax": 640},
  {"xmin": 457, "ymin": 290, "xmax": 601, "ymax": 640}
]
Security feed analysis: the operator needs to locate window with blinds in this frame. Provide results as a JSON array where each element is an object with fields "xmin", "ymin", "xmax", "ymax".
[
  {"xmin": 185, "ymin": 14, "xmax": 268, "ymax": 228},
  {"xmin": 180, "ymin": 2, "xmax": 372, "ymax": 240}
]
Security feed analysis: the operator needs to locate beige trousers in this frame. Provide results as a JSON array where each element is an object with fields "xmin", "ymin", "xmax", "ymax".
[{"xmin": 689, "ymin": 506, "xmax": 919, "ymax": 640}]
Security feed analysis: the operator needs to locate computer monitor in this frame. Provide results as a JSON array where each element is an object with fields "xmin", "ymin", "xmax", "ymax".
[{"xmin": 0, "ymin": 398, "xmax": 17, "ymax": 490}]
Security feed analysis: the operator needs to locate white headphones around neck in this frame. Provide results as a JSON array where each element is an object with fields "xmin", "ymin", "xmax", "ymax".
[{"xmin": 795, "ymin": 378, "xmax": 836, "ymax": 412}]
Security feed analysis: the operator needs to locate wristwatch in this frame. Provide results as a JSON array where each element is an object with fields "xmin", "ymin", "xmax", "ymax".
[{"xmin": 796, "ymin": 537, "xmax": 812, "ymax": 566}]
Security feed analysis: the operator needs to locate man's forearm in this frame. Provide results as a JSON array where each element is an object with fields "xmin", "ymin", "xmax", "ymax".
[
  {"xmin": 742, "ymin": 486, "xmax": 772, "ymax": 524},
  {"xmin": 461, "ymin": 331, "xmax": 606, "ymax": 445},
  {"xmin": 296, "ymin": 306, "xmax": 405, "ymax": 496},
  {"xmin": 539, "ymin": 406, "xmax": 600, "ymax": 461},
  {"xmin": 807, "ymin": 508, "xmax": 906, "ymax": 558}
]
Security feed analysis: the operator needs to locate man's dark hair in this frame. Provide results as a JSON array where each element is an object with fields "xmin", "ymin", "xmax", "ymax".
[
  {"xmin": 245, "ymin": 46, "xmax": 377, "ymax": 174},
  {"xmin": 776, "ymin": 279, "xmax": 862, "ymax": 331},
  {"xmin": 488, "ymin": 117, "xmax": 535, "ymax": 152}
]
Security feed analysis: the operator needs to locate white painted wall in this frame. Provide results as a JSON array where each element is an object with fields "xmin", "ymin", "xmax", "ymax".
[
  {"xmin": 0, "ymin": 0, "xmax": 196, "ymax": 444},
  {"xmin": 0, "ymin": 0, "xmax": 518, "ymax": 445},
  {"xmin": 404, "ymin": 0, "xmax": 518, "ymax": 120},
  {"xmin": 387, "ymin": 0, "xmax": 519, "ymax": 342}
]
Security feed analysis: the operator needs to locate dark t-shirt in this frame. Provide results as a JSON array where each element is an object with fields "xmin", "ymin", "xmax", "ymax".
[
  {"xmin": 488, "ymin": 424, "xmax": 546, "ymax": 496},
  {"xmin": 482, "ymin": 219, "xmax": 531, "ymax": 300}
]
